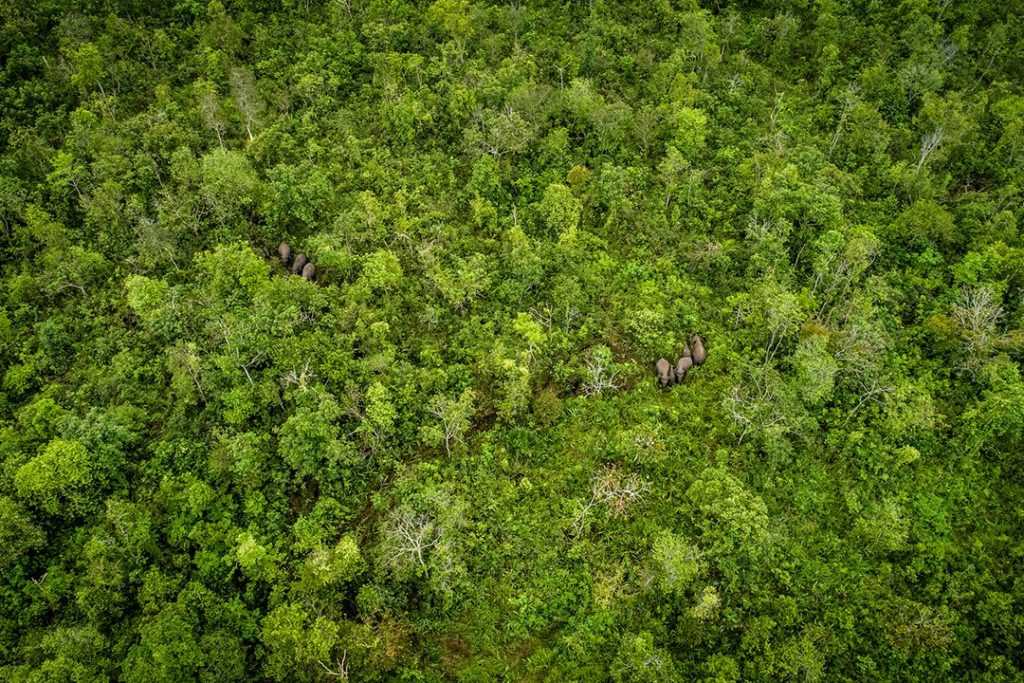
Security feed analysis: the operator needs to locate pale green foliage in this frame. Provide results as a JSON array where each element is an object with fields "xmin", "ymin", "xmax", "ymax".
[
  {"xmin": 304, "ymin": 234, "xmax": 353, "ymax": 279},
  {"xmin": 378, "ymin": 480, "xmax": 469, "ymax": 603},
  {"xmin": 0, "ymin": 308, "xmax": 9, "ymax": 350},
  {"xmin": 17, "ymin": 625, "xmax": 111, "ymax": 683},
  {"xmin": 883, "ymin": 598, "xmax": 956, "ymax": 653},
  {"xmin": 365, "ymin": 382, "xmax": 395, "ymax": 436},
  {"xmin": 125, "ymin": 275, "xmax": 172, "ymax": 333},
  {"xmin": 625, "ymin": 308, "xmax": 674, "ymax": 359},
  {"xmin": 196, "ymin": 242, "xmax": 271, "ymax": 304},
  {"xmin": 732, "ymin": 279, "xmax": 804, "ymax": 363},
  {"xmin": 882, "ymin": 381, "xmax": 937, "ymax": 442},
  {"xmin": 513, "ymin": 312, "xmax": 547, "ymax": 352},
  {"xmin": 261, "ymin": 603, "xmax": 341, "ymax": 682},
  {"xmin": 776, "ymin": 630, "xmax": 827, "ymax": 682},
  {"xmin": 358, "ymin": 382, "xmax": 397, "ymax": 455},
  {"xmin": 669, "ymin": 106, "xmax": 708, "ymax": 159},
  {"xmin": 301, "ymin": 534, "xmax": 364, "ymax": 590},
  {"xmin": 427, "ymin": 0, "xmax": 473, "ymax": 41},
  {"xmin": 793, "ymin": 334, "xmax": 838, "ymax": 405},
  {"xmin": 23, "ymin": 204, "xmax": 67, "ymax": 248},
  {"xmin": 651, "ymin": 530, "xmax": 701, "ymax": 595},
  {"xmin": 853, "ymin": 498, "xmax": 909, "ymax": 553},
  {"xmin": 69, "ymin": 43, "xmax": 106, "ymax": 92},
  {"xmin": 690, "ymin": 585, "xmax": 721, "ymax": 620},
  {"xmin": 493, "ymin": 356, "xmax": 531, "ymax": 421},
  {"xmin": 122, "ymin": 606, "xmax": 207, "ymax": 683},
  {"xmin": 429, "ymin": 253, "xmax": 491, "ymax": 311},
  {"xmin": 964, "ymin": 358, "xmax": 1024, "ymax": 451},
  {"xmin": 14, "ymin": 438, "xmax": 95, "ymax": 515},
  {"xmin": 361, "ymin": 250, "xmax": 403, "ymax": 291},
  {"xmin": 234, "ymin": 531, "xmax": 280, "ymax": 581},
  {"xmin": 279, "ymin": 395, "xmax": 345, "ymax": 475},
  {"xmin": 610, "ymin": 631, "xmax": 678, "ymax": 683},
  {"xmin": 810, "ymin": 226, "xmax": 879, "ymax": 316},
  {"xmin": 702, "ymin": 654, "xmax": 741, "ymax": 683},
  {"xmin": 538, "ymin": 182, "xmax": 582, "ymax": 238},
  {"xmin": 421, "ymin": 388, "xmax": 477, "ymax": 456},
  {"xmin": 199, "ymin": 148, "xmax": 261, "ymax": 223},
  {"xmin": 687, "ymin": 468, "xmax": 770, "ymax": 561}
]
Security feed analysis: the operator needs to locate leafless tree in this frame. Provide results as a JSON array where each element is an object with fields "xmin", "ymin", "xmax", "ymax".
[
  {"xmin": 570, "ymin": 466, "xmax": 649, "ymax": 536},
  {"xmin": 915, "ymin": 127, "xmax": 945, "ymax": 174},
  {"xmin": 939, "ymin": 38, "xmax": 958, "ymax": 66},
  {"xmin": 157, "ymin": 185, "xmax": 211, "ymax": 236},
  {"xmin": 334, "ymin": 0, "xmax": 353, "ymax": 18},
  {"xmin": 503, "ymin": 1, "xmax": 526, "ymax": 46},
  {"xmin": 382, "ymin": 508, "xmax": 441, "ymax": 573},
  {"xmin": 281, "ymin": 361, "xmax": 315, "ymax": 391},
  {"xmin": 732, "ymin": 280, "xmax": 801, "ymax": 368},
  {"xmin": 169, "ymin": 342, "xmax": 205, "ymax": 403},
  {"xmin": 229, "ymin": 67, "xmax": 263, "ymax": 142},
  {"xmin": 725, "ymin": 370, "xmax": 788, "ymax": 444},
  {"xmin": 581, "ymin": 348, "xmax": 621, "ymax": 397},
  {"xmin": 197, "ymin": 84, "xmax": 227, "ymax": 148},
  {"xmin": 828, "ymin": 84, "xmax": 860, "ymax": 157},
  {"xmin": 769, "ymin": 91, "xmax": 786, "ymax": 131},
  {"xmin": 812, "ymin": 233, "xmax": 878, "ymax": 321},
  {"xmin": 628, "ymin": 425, "xmax": 660, "ymax": 463},
  {"xmin": 845, "ymin": 374, "xmax": 894, "ymax": 422},
  {"xmin": 216, "ymin": 319, "xmax": 264, "ymax": 386},
  {"xmin": 317, "ymin": 650, "xmax": 348, "ymax": 679},
  {"xmin": 831, "ymin": 305, "xmax": 888, "ymax": 379},
  {"xmin": 745, "ymin": 213, "xmax": 776, "ymax": 242},
  {"xmin": 633, "ymin": 106, "xmax": 662, "ymax": 157},
  {"xmin": 952, "ymin": 285, "xmax": 1004, "ymax": 359},
  {"xmin": 529, "ymin": 305, "xmax": 554, "ymax": 333},
  {"xmin": 531, "ymin": 299, "xmax": 581, "ymax": 337},
  {"xmin": 427, "ymin": 389, "xmax": 476, "ymax": 456},
  {"xmin": 472, "ymin": 107, "xmax": 536, "ymax": 157}
]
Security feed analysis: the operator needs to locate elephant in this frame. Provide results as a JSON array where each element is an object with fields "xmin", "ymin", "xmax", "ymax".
[
  {"xmin": 682, "ymin": 343, "xmax": 692, "ymax": 359},
  {"xmin": 656, "ymin": 358, "xmax": 674, "ymax": 387},
  {"xmin": 278, "ymin": 242, "xmax": 291, "ymax": 265},
  {"xmin": 301, "ymin": 262, "xmax": 316, "ymax": 281},
  {"xmin": 291, "ymin": 253, "xmax": 308, "ymax": 274},
  {"xmin": 692, "ymin": 335, "xmax": 706, "ymax": 365},
  {"xmin": 675, "ymin": 356, "xmax": 693, "ymax": 382}
]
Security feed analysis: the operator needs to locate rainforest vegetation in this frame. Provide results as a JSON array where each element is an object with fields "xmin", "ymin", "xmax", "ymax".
[{"xmin": 1, "ymin": 0, "xmax": 1024, "ymax": 680}]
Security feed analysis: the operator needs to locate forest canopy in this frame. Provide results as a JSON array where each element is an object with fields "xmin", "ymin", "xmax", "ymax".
[{"xmin": 1, "ymin": 0, "xmax": 1024, "ymax": 680}]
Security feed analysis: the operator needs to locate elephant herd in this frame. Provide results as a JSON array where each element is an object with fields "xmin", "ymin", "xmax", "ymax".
[
  {"xmin": 278, "ymin": 242, "xmax": 316, "ymax": 281},
  {"xmin": 656, "ymin": 335, "xmax": 706, "ymax": 387}
]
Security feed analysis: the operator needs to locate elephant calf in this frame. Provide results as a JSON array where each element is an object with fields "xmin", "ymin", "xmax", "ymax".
[{"xmin": 692, "ymin": 335, "xmax": 706, "ymax": 365}]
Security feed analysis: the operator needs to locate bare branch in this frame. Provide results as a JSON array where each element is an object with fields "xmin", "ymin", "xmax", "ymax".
[
  {"xmin": 317, "ymin": 650, "xmax": 348, "ymax": 679},
  {"xmin": 915, "ymin": 127, "xmax": 945, "ymax": 174},
  {"xmin": 570, "ymin": 466, "xmax": 649, "ymax": 537}
]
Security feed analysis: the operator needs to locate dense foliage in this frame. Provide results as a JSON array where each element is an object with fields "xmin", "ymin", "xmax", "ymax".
[{"xmin": 2, "ymin": 0, "xmax": 1024, "ymax": 679}]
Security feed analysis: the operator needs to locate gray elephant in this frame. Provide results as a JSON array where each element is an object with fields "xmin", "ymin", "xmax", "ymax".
[
  {"xmin": 692, "ymin": 335, "xmax": 706, "ymax": 365},
  {"xmin": 278, "ymin": 242, "xmax": 291, "ymax": 265},
  {"xmin": 675, "ymin": 356, "xmax": 693, "ymax": 382},
  {"xmin": 656, "ymin": 358, "xmax": 674, "ymax": 387},
  {"xmin": 291, "ymin": 253, "xmax": 308, "ymax": 274},
  {"xmin": 301, "ymin": 262, "xmax": 316, "ymax": 281}
]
